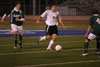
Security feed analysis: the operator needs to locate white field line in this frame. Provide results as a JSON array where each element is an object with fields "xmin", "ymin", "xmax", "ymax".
[
  {"xmin": 0, "ymin": 41, "xmax": 84, "ymax": 47},
  {"xmin": 0, "ymin": 35, "xmax": 83, "ymax": 39},
  {"xmin": 15, "ymin": 60, "xmax": 100, "ymax": 67},
  {"xmin": 0, "ymin": 35, "xmax": 83, "ymax": 46},
  {"xmin": 0, "ymin": 48, "xmax": 95, "ymax": 56},
  {"xmin": 22, "ymin": 26, "xmax": 75, "ymax": 28}
]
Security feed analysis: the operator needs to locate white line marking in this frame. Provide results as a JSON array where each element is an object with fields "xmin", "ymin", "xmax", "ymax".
[
  {"xmin": 0, "ymin": 41, "xmax": 84, "ymax": 47},
  {"xmin": 15, "ymin": 60, "xmax": 100, "ymax": 67},
  {"xmin": 0, "ymin": 48, "xmax": 95, "ymax": 56},
  {"xmin": 37, "ymin": 26, "xmax": 75, "ymax": 27}
]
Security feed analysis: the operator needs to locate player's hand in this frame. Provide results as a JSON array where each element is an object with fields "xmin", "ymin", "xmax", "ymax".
[
  {"xmin": 16, "ymin": 18, "xmax": 20, "ymax": 21},
  {"xmin": 62, "ymin": 26, "xmax": 66, "ymax": 30},
  {"xmin": 1, "ymin": 19, "xmax": 4, "ymax": 22},
  {"xmin": 84, "ymin": 34, "xmax": 88, "ymax": 38},
  {"xmin": 36, "ymin": 20, "xmax": 40, "ymax": 24}
]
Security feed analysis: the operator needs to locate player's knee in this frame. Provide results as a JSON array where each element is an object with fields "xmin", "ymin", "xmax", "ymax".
[
  {"xmin": 14, "ymin": 31, "xmax": 17, "ymax": 34},
  {"xmin": 19, "ymin": 33, "xmax": 23, "ymax": 36},
  {"xmin": 52, "ymin": 37, "xmax": 56, "ymax": 41},
  {"xmin": 52, "ymin": 34, "xmax": 57, "ymax": 40},
  {"xmin": 46, "ymin": 36, "xmax": 50, "ymax": 40},
  {"xmin": 85, "ymin": 39, "xmax": 89, "ymax": 43},
  {"xmin": 46, "ymin": 37, "xmax": 50, "ymax": 40}
]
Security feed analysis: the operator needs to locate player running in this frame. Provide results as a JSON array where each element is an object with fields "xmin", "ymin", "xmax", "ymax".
[
  {"xmin": 36, "ymin": 4, "xmax": 66, "ymax": 51},
  {"xmin": 81, "ymin": 8, "xmax": 100, "ymax": 56},
  {"xmin": 1, "ymin": 2, "xmax": 25, "ymax": 49}
]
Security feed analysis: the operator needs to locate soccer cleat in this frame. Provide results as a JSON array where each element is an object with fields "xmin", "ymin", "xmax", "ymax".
[
  {"xmin": 95, "ymin": 52, "xmax": 100, "ymax": 55},
  {"xmin": 19, "ymin": 45, "xmax": 22, "ymax": 49},
  {"xmin": 80, "ymin": 53, "xmax": 88, "ymax": 56},
  {"xmin": 19, "ymin": 43, "xmax": 22, "ymax": 49},
  {"xmin": 47, "ymin": 48, "xmax": 52, "ymax": 51},
  {"xmin": 14, "ymin": 45, "xmax": 17, "ymax": 49}
]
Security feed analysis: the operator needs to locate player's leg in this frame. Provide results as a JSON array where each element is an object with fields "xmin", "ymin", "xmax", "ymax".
[
  {"xmin": 39, "ymin": 35, "xmax": 50, "ymax": 41},
  {"xmin": 38, "ymin": 25, "xmax": 51, "ymax": 44},
  {"xmin": 82, "ymin": 33, "xmax": 96, "ymax": 56},
  {"xmin": 11, "ymin": 24, "xmax": 18, "ymax": 48},
  {"xmin": 83, "ymin": 39, "xmax": 89, "ymax": 56},
  {"xmin": 18, "ymin": 26, "xmax": 23, "ymax": 49},
  {"xmin": 14, "ymin": 31, "xmax": 18, "ymax": 48},
  {"xmin": 95, "ymin": 38, "xmax": 100, "ymax": 55},
  {"xmin": 39, "ymin": 36, "xmax": 46, "ymax": 41},
  {"xmin": 47, "ymin": 25, "xmax": 58, "ymax": 51},
  {"xmin": 38, "ymin": 35, "xmax": 50, "ymax": 44},
  {"xmin": 19, "ymin": 34, "xmax": 23, "ymax": 49},
  {"xmin": 47, "ymin": 34, "xmax": 57, "ymax": 51}
]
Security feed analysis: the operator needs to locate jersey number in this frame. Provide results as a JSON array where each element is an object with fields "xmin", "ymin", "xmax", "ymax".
[{"xmin": 96, "ymin": 18, "xmax": 100, "ymax": 24}]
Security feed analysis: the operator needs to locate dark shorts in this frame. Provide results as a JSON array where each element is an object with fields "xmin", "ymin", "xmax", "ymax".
[
  {"xmin": 45, "ymin": 25, "xmax": 58, "ymax": 36},
  {"xmin": 92, "ymin": 30, "xmax": 100, "ymax": 36},
  {"xmin": 96, "ymin": 35, "xmax": 100, "ymax": 39}
]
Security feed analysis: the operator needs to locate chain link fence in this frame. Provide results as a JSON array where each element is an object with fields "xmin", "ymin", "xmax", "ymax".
[{"xmin": 0, "ymin": 0, "xmax": 100, "ymax": 16}]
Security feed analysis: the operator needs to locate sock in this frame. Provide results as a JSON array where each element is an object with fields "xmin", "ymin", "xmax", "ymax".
[
  {"xmin": 84, "ymin": 42, "xmax": 89, "ymax": 53},
  {"xmin": 19, "ymin": 35, "xmax": 23, "ymax": 46},
  {"xmin": 14, "ymin": 33, "xmax": 17, "ymax": 46},
  {"xmin": 14, "ymin": 39, "xmax": 18, "ymax": 46},
  {"xmin": 96, "ymin": 39, "xmax": 100, "ymax": 52},
  {"xmin": 47, "ymin": 40, "xmax": 54, "ymax": 49},
  {"xmin": 19, "ymin": 42, "xmax": 22, "ymax": 46},
  {"xmin": 39, "ymin": 36, "xmax": 46, "ymax": 41}
]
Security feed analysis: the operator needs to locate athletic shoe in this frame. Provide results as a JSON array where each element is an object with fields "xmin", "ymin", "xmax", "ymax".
[
  {"xmin": 80, "ymin": 53, "xmax": 88, "ymax": 56},
  {"xmin": 14, "ymin": 45, "xmax": 17, "ymax": 49},
  {"xmin": 47, "ymin": 48, "xmax": 52, "ymax": 51},
  {"xmin": 95, "ymin": 52, "xmax": 100, "ymax": 55},
  {"xmin": 19, "ymin": 45, "xmax": 22, "ymax": 49},
  {"xmin": 19, "ymin": 43, "xmax": 22, "ymax": 49}
]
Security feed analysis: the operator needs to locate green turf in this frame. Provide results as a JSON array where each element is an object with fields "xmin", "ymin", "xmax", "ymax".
[
  {"xmin": 0, "ymin": 36, "xmax": 100, "ymax": 67},
  {"xmin": 0, "ymin": 22, "xmax": 88, "ymax": 30},
  {"xmin": 0, "ymin": 23, "xmax": 100, "ymax": 67}
]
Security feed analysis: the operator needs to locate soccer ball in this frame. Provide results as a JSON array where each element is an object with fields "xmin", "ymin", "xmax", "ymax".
[{"xmin": 55, "ymin": 45, "xmax": 62, "ymax": 51}]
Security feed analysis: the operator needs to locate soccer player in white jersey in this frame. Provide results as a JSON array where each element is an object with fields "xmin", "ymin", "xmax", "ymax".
[
  {"xmin": 36, "ymin": 5, "xmax": 66, "ymax": 51},
  {"xmin": 1, "ymin": 2, "xmax": 25, "ymax": 49}
]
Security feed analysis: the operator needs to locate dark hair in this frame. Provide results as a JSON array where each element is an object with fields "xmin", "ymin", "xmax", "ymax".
[
  {"xmin": 15, "ymin": 1, "xmax": 21, "ymax": 6},
  {"xmin": 49, "ymin": 4, "xmax": 56, "ymax": 9},
  {"xmin": 91, "ymin": 8, "xmax": 99, "ymax": 14}
]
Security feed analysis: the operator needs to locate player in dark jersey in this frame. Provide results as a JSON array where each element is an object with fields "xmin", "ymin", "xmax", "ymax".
[
  {"xmin": 1, "ymin": 2, "xmax": 25, "ymax": 49},
  {"xmin": 81, "ymin": 9, "xmax": 100, "ymax": 56}
]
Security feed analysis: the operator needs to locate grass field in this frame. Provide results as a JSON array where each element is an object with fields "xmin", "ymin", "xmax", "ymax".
[
  {"xmin": 0, "ymin": 23, "xmax": 100, "ymax": 67},
  {"xmin": 0, "ymin": 22, "xmax": 88, "ymax": 30}
]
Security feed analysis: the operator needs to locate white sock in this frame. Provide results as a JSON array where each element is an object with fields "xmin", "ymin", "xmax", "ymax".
[
  {"xmin": 39, "ymin": 36, "xmax": 46, "ymax": 41},
  {"xmin": 47, "ymin": 40, "xmax": 54, "ymax": 49}
]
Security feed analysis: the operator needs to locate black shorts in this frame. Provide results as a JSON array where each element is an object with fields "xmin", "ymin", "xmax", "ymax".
[
  {"xmin": 46, "ymin": 25, "xmax": 58, "ymax": 36},
  {"xmin": 96, "ymin": 35, "xmax": 100, "ymax": 39}
]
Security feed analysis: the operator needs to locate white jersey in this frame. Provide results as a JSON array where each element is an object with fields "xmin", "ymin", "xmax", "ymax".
[{"xmin": 41, "ymin": 10, "xmax": 61, "ymax": 26}]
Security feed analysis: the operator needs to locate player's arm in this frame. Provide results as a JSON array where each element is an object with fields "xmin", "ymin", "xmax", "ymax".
[
  {"xmin": 16, "ymin": 11, "xmax": 25, "ymax": 22},
  {"xmin": 36, "ymin": 10, "xmax": 48, "ymax": 24},
  {"xmin": 84, "ymin": 17, "xmax": 93, "ymax": 38},
  {"xmin": 58, "ymin": 19, "xmax": 66, "ymax": 30},
  {"xmin": 36, "ymin": 16, "xmax": 42, "ymax": 24},
  {"xmin": 57, "ymin": 13, "xmax": 66, "ymax": 30},
  {"xmin": 57, "ymin": 12, "xmax": 66, "ymax": 30},
  {"xmin": 1, "ymin": 11, "xmax": 11, "ymax": 22},
  {"xmin": 84, "ymin": 26, "xmax": 92, "ymax": 38},
  {"xmin": 20, "ymin": 11, "xmax": 25, "ymax": 22}
]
